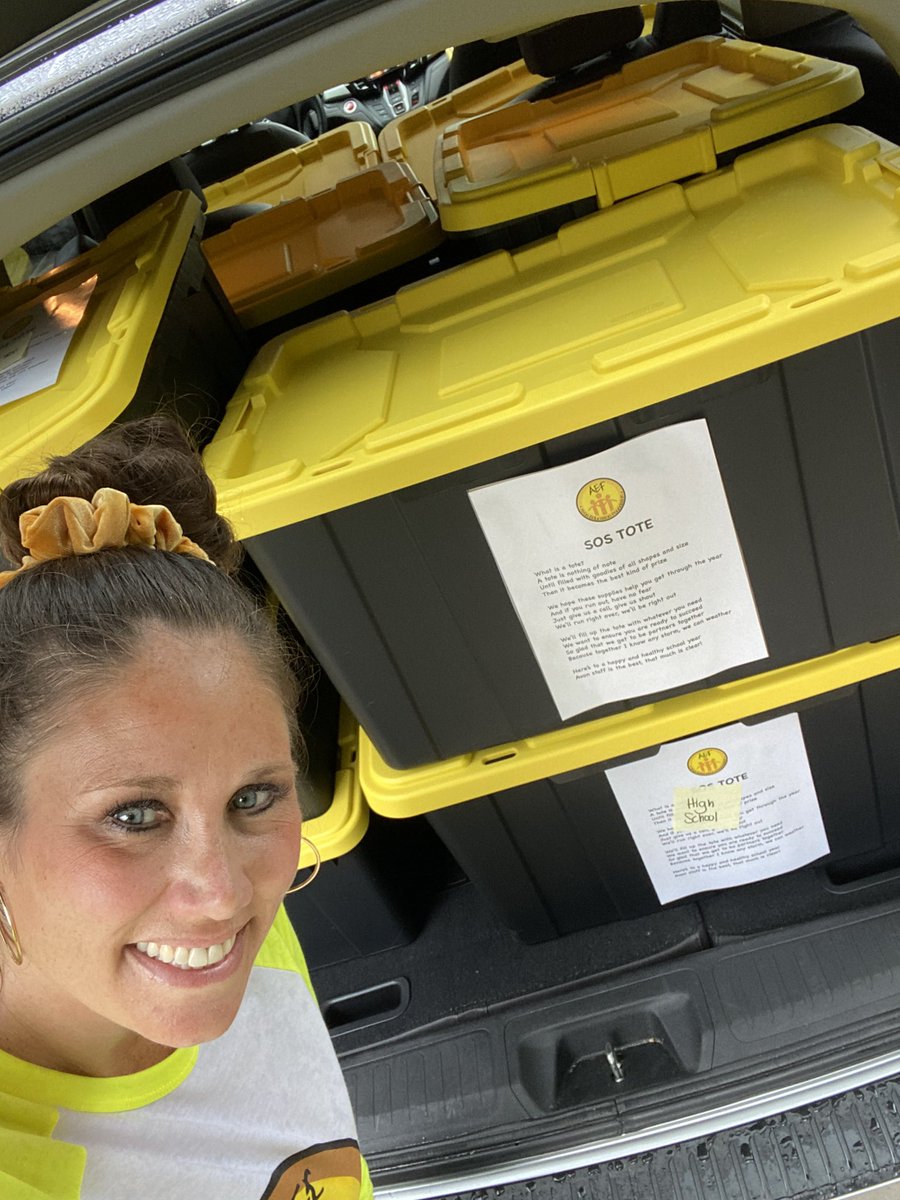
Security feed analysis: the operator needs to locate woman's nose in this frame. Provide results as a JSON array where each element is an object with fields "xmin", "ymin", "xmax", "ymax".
[{"xmin": 169, "ymin": 827, "xmax": 254, "ymax": 918}]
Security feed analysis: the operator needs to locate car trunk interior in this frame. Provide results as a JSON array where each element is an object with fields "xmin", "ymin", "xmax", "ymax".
[
  {"xmin": 296, "ymin": 815, "xmax": 900, "ymax": 1180},
  {"xmin": 7, "ymin": 0, "xmax": 900, "ymax": 1189},
  {"xmin": 283, "ymin": 3, "xmax": 900, "ymax": 1179}
]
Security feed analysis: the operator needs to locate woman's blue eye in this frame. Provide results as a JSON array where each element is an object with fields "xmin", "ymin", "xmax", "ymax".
[
  {"xmin": 231, "ymin": 785, "xmax": 281, "ymax": 813},
  {"xmin": 108, "ymin": 800, "xmax": 163, "ymax": 830}
]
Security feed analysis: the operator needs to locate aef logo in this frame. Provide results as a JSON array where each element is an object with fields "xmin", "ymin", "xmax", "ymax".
[
  {"xmin": 687, "ymin": 747, "xmax": 728, "ymax": 776},
  {"xmin": 575, "ymin": 477, "xmax": 625, "ymax": 522}
]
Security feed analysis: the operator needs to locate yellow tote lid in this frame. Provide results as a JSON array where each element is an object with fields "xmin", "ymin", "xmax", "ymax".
[
  {"xmin": 204, "ymin": 122, "xmax": 380, "ymax": 213},
  {"xmin": 379, "ymin": 58, "xmax": 546, "ymax": 197},
  {"xmin": 300, "ymin": 706, "xmax": 369, "ymax": 863},
  {"xmin": 203, "ymin": 161, "xmax": 442, "ymax": 328},
  {"xmin": 359, "ymin": 638, "xmax": 900, "ymax": 817},
  {"xmin": 436, "ymin": 37, "xmax": 864, "ymax": 231},
  {"xmin": 205, "ymin": 125, "xmax": 900, "ymax": 540},
  {"xmin": 0, "ymin": 190, "xmax": 202, "ymax": 489}
]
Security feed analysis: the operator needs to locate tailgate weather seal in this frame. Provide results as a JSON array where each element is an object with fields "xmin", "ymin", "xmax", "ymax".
[{"xmin": 377, "ymin": 1051, "xmax": 900, "ymax": 1200}]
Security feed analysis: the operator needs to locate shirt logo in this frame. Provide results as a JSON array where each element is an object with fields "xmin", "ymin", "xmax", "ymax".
[{"xmin": 260, "ymin": 1139, "xmax": 363, "ymax": 1200}]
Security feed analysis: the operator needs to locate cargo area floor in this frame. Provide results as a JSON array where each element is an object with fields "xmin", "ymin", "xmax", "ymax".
[
  {"xmin": 309, "ymin": 865, "xmax": 900, "ymax": 1185},
  {"xmin": 309, "ymin": 879, "xmax": 708, "ymax": 1048}
]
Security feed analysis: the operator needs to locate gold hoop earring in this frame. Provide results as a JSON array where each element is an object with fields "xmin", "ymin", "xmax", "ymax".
[
  {"xmin": 0, "ymin": 888, "xmax": 23, "ymax": 965},
  {"xmin": 285, "ymin": 837, "xmax": 321, "ymax": 894}
]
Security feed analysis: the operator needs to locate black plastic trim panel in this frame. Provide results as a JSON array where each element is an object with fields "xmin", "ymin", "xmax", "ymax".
[{"xmin": 341, "ymin": 899, "xmax": 900, "ymax": 1180}]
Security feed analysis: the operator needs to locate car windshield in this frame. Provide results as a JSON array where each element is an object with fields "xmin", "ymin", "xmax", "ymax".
[
  {"xmin": 0, "ymin": 0, "xmax": 355, "ymax": 181},
  {"xmin": 0, "ymin": 0, "xmax": 261, "ymax": 119}
]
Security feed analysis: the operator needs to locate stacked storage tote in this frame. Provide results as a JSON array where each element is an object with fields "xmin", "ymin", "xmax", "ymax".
[
  {"xmin": 201, "ymin": 119, "xmax": 446, "ymax": 333},
  {"xmin": 378, "ymin": 58, "xmax": 546, "ymax": 197},
  {"xmin": 203, "ymin": 162, "xmax": 442, "ymax": 329},
  {"xmin": 0, "ymin": 190, "xmax": 247, "ymax": 488},
  {"xmin": 204, "ymin": 40, "xmax": 900, "ymax": 941},
  {"xmin": 433, "ymin": 37, "xmax": 864, "ymax": 245},
  {"xmin": 359, "ymin": 642, "xmax": 900, "ymax": 941}
]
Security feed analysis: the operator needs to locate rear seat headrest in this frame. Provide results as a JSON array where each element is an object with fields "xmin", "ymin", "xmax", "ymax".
[
  {"xmin": 517, "ymin": 8, "xmax": 645, "ymax": 77},
  {"xmin": 741, "ymin": 1, "xmax": 839, "ymax": 40},
  {"xmin": 184, "ymin": 122, "xmax": 310, "ymax": 189}
]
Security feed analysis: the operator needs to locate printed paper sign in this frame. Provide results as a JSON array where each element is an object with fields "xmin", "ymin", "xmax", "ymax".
[
  {"xmin": 468, "ymin": 420, "xmax": 767, "ymax": 719},
  {"xmin": 0, "ymin": 275, "xmax": 97, "ymax": 408},
  {"xmin": 606, "ymin": 714, "xmax": 830, "ymax": 904}
]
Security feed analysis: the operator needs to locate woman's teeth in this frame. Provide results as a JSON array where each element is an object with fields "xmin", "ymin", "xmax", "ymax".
[{"xmin": 134, "ymin": 935, "xmax": 237, "ymax": 969}]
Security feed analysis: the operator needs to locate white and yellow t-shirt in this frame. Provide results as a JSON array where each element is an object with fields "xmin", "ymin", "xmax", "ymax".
[{"xmin": 0, "ymin": 907, "xmax": 373, "ymax": 1200}]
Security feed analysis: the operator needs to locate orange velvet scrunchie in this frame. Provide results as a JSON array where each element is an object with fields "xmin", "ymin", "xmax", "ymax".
[{"xmin": 0, "ymin": 487, "xmax": 210, "ymax": 590}]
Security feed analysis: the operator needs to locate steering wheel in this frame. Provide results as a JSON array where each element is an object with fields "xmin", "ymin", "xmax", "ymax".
[{"xmin": 297, "ymin": 95, "xmax": 328, "ymax": 139}]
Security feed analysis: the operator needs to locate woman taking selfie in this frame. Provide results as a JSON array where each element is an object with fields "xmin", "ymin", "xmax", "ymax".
[{"xmin": 0, "ymin": 417, "xmax": 371, "ymax": 1199}]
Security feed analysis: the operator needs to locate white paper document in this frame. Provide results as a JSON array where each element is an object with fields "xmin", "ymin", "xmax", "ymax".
[
  {"xmin": 0, "ymin": 275, "xmax": 97, "ymax": 408},
  {"xmin": 468, "ymin": 420, "xmax": 767, "ymax": 719},
  {"xmin": 606, "ymin": 714, "xmax": 830, "ymax": 904}
]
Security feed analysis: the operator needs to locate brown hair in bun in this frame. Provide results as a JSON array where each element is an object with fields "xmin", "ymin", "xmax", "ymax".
[
  {"xmin": 0, "ymin": 416, "xmax": 302, "ymax": 829},
  {"xmin": 0, "ymin": 414, "xmax": 240, "ymax": 571}
]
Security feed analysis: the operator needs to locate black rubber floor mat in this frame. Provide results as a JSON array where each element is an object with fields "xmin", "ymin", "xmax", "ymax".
[
  {"xmin": 347, "ymin": 901, "xmax": 900, "ymax": 1165},
  {"xmin": 701, "ymin": 865, "xmax": 900, "ymax": 943},
  {"xmin": 312, "ymin": 882, "xmax": 707, "ymax": 1051},
  {"xmin": 435, "ymin": 1074, "xmax": 900, "ymax": 1200}
]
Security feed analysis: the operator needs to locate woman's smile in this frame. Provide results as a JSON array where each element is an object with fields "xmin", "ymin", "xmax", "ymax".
[
  {"xmin": 126, "ymin": 924, "xmax": 247, "ymax": 988},
  {"xmin": 134, "ymin": 933, "xmax": 238, "ymax": 968}
]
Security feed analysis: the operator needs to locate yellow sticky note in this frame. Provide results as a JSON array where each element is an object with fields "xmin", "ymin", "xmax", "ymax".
[
  {"xmin": 2, "ymin": 247, "xmax": 30, "ymax": 287},
  {"xmin": 673, "ymin": 783, "xmax": 742, "ymax": 831},
  {"xmin": 0, "ymin": 328, "xmax": 31, "ymax": 373}
]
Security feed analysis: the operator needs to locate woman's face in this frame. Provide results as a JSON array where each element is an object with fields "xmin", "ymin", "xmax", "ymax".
[{"xmin": 0, "ymin": 627, "xmax": 302, "ymax": 1075}]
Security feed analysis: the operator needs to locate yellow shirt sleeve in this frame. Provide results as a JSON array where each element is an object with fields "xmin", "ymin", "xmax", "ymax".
[
  {"xmin": 256, "ymin": 906, "xmax": 375, "ymax": 1200},
  {"xmin": 254, "ymin": 903, "xmax": 316, "ymax": 994},
  {"xmin": 0, "ymin": 1092, "xmax": 85, "ymax": 1199},
  {"xmin": 359, "ymin": 1154, "xmax": 375, "ymax": 1200}
]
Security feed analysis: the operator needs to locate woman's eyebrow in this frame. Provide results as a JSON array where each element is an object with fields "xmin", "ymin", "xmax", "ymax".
[
  {"xmin": 79, "ymin": 774, "xmax": 181, "ymax": 795},
  {"xmin": 79, "ymin": 764, "xmax": 296, "ymax": 794}
]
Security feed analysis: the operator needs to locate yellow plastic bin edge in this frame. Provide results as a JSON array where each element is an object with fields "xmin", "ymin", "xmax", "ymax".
[
  {"xmin": 204, "ymin": 122, "xmax": 381, "ymax": 213},
  {"xmin": 378, "ymin": 59, "xmax": 546, "ymax": 195},
  {"xmin": 0, "ymin": 190, "xmax": 204, "ymax": 490},
  {"xmin": 435, "ymin": 38, "xmax": 864, "ymax": 226},
  {"xmin": 300, "ymin": 709, "xmax": 369, "ymax": 864},
  {"xmin": 359, "ymin": 637, "xmax": 900, "ymax": 818},
  {"xmin": 378, "ymin": 59, "xmax": 546, "ymax": 154},
  {"xmin": 205, "ymin": 126, "xmax": 900, "ymax": 538}
]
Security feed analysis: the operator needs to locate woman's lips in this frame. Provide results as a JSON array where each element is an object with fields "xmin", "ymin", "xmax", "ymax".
[{"xmin": 127, "ymin": 925, "xmax": 246, "ymax": 987}]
